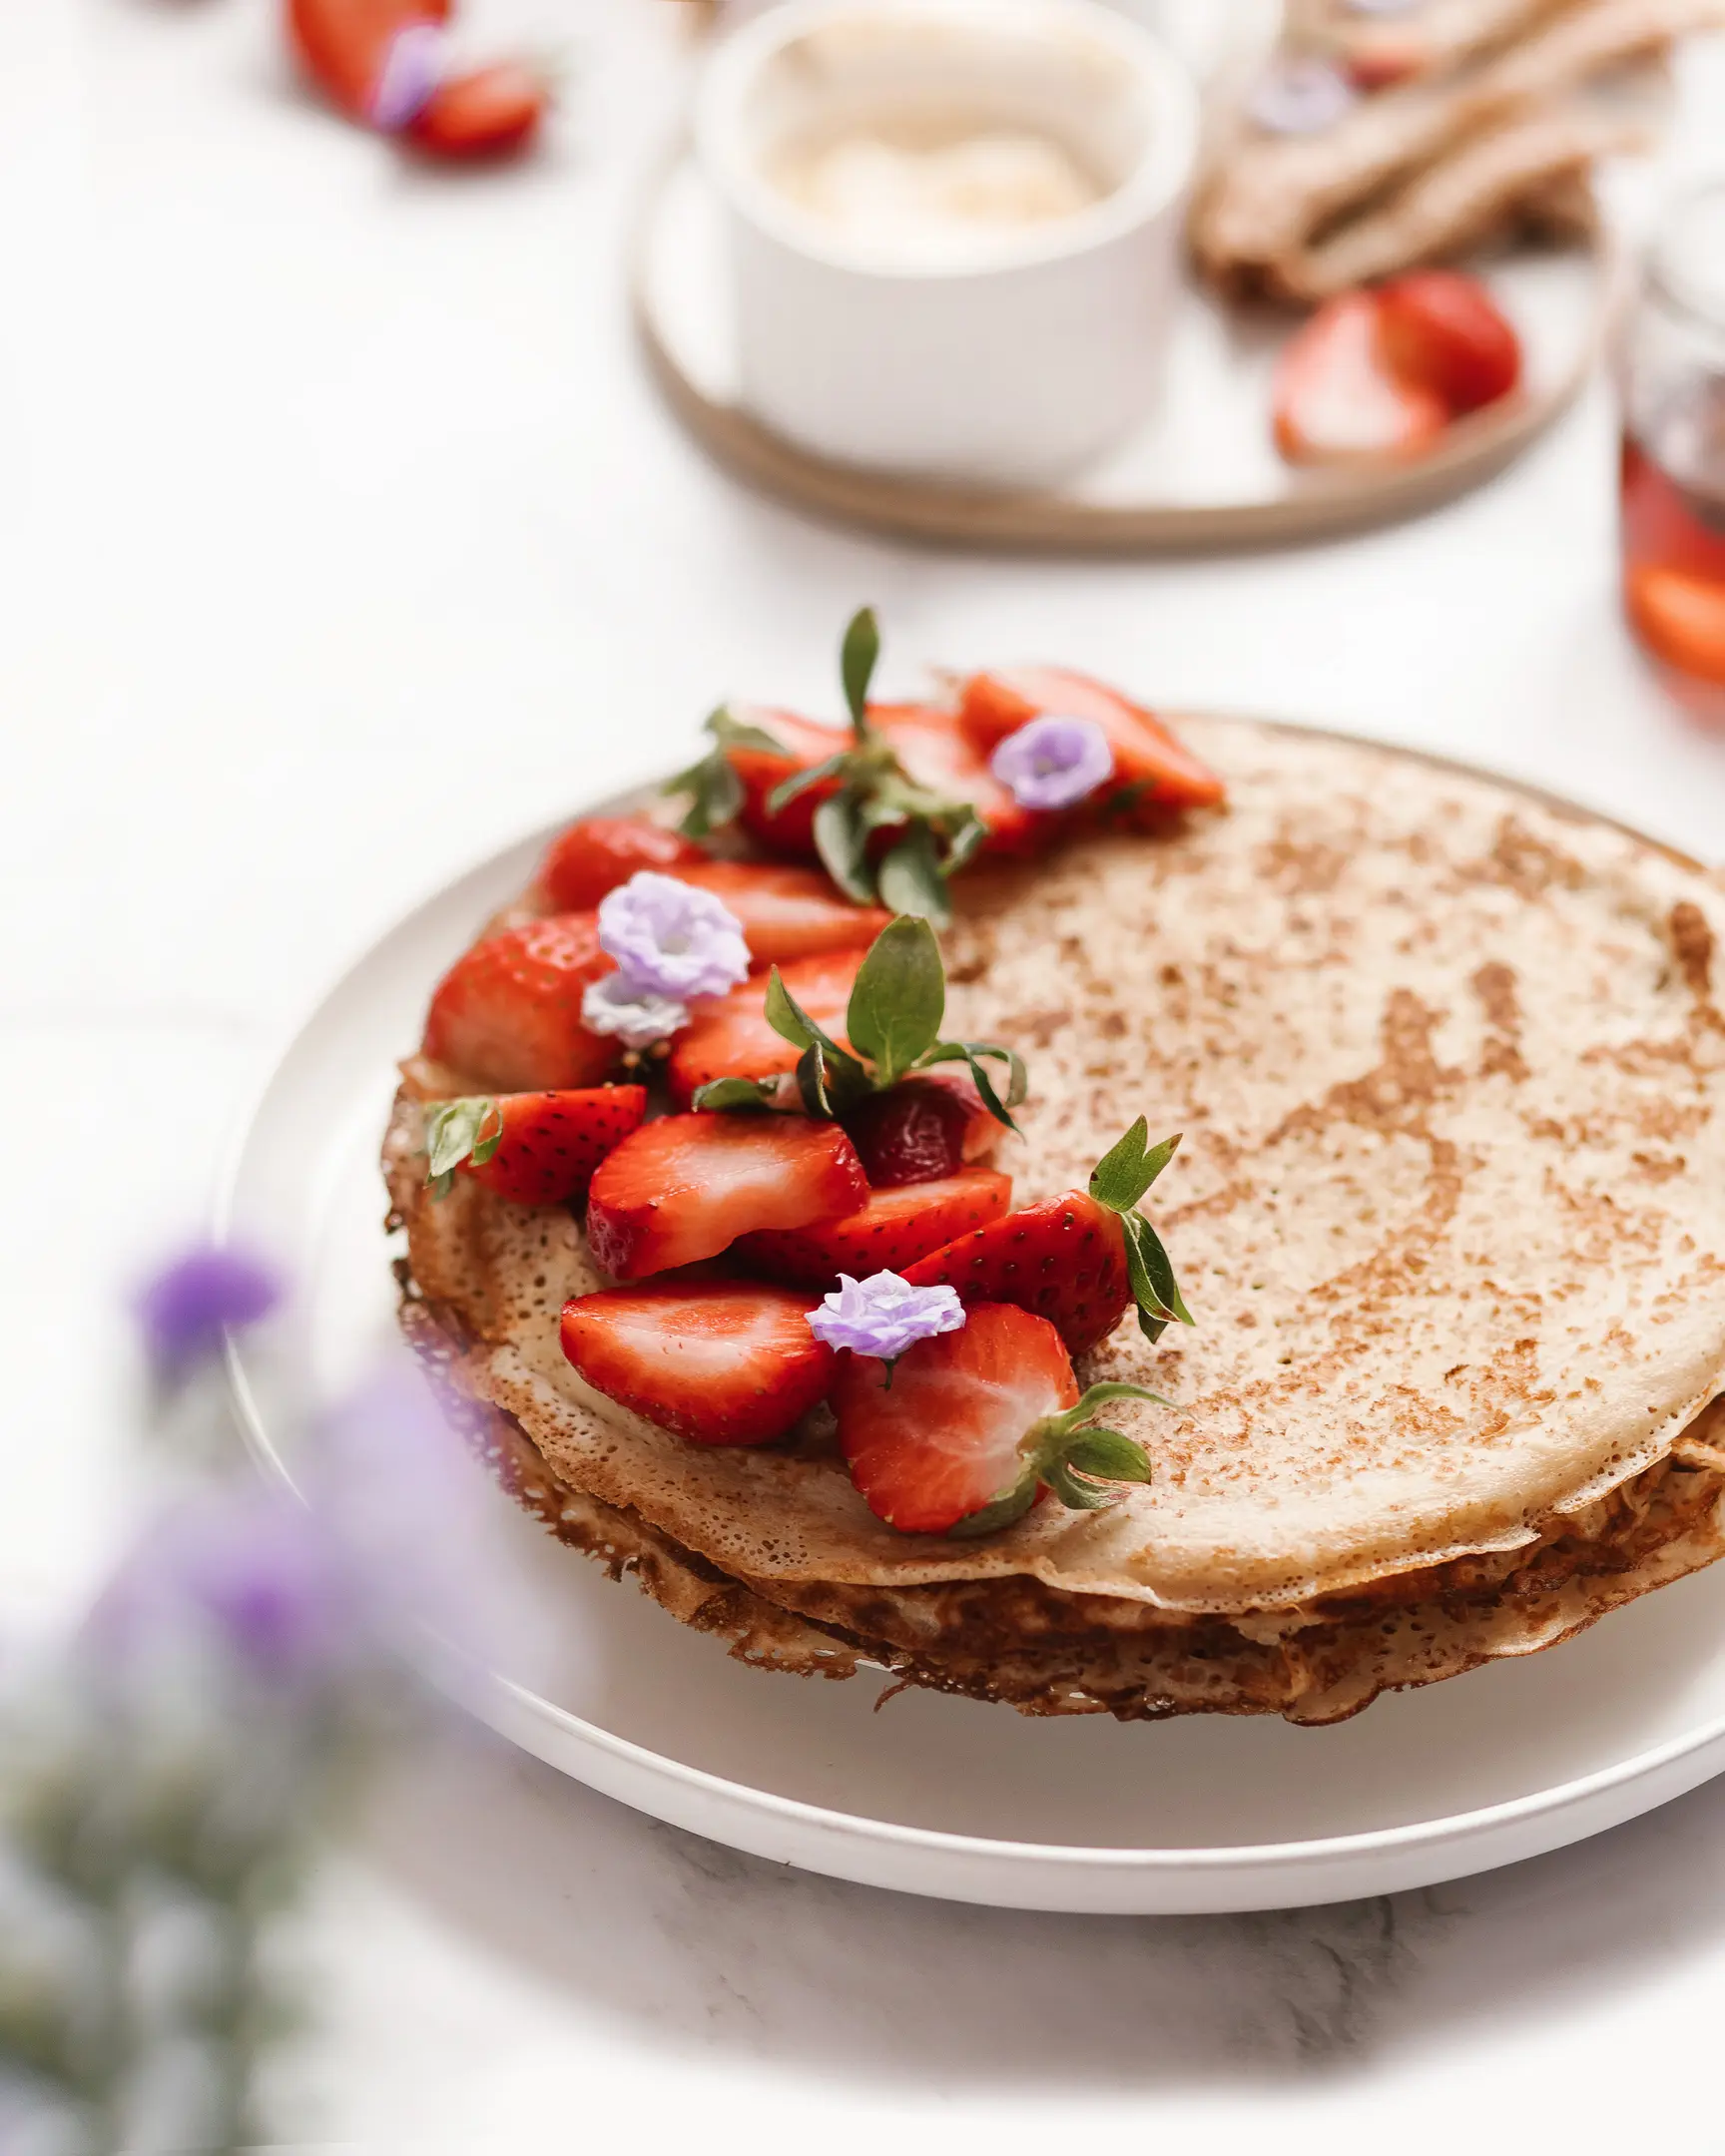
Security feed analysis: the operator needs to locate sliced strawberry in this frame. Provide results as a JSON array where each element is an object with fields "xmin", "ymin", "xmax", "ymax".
[
  {"xmin": 423, "ymin": 914, "xmax": 616, "ymax": 1092},
  {"xmin": 868, "ymin": 703, "xmax": 1041, "ymax": 857},
  {"xmin": 726, "ymin": 707, "xmax": 854, "ymax": 858},
  {"xmin": 406, "ymin": 62, "xmax": 546, "ymax": 160},
  {"xmin": 739, "ymin": 1167, "xmax": 1012, "ymax": 1289},
  {"xmin": 424, "ymin": 1086, "xmax": 646, "ymax": 1206},
  {"xmin": 672, "ymin": 860, "xmax": 891, "ymax": 964},
  {"xmin": 834, "ymin": 1302, "xmax": 1159, "ymax": 1534},
  {"xmin": 842, "ymin": 1072, "xmax": 1000, "ymax": 1187},
  {"xmin": 902, "ymin": 1190, "xmax": 1132, "ymax": 1355},
  {"xmin": 1377, "ymin": 270, "xmax": 1521, "ymax": 417},
  {"xmin": 586, "ymin": 1114, "xmax": 867, "ymax": 1281},
  {"xmin": 535, "ymin": 818, "xmax": 707, "ymax": 913},
  {"xmin": 1272, "ymin": 292, "xmax": 1449, "ymax": 468},
  {"xmin": 958, "ymin": 669, "xmax": 1225, "ymax": 820},
  {"xmin": 1625, "ymin": 563, "xmax": 1725, "ymax": 688},
  {"xmin": 288, "ymin": 0, "xmax": 450, "ymax": 121},
  {"xmin": 560, "ymin": 1278, "xmax": 835, "ymax": 1446},
  {"xmin": 667, "ymin": 951, "xmax": 862, "ymax": 1108}
]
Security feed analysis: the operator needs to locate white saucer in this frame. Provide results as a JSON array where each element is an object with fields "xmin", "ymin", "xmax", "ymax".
[
  {"xmin": 633, "ymin": 152, "xmax": 1617, "ymax": 552},
  {"xmin": 222, "ymin": 737, "xmax": 1725, "ymax": 1914}
]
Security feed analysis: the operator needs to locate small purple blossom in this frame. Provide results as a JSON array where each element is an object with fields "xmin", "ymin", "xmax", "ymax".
[
  {"xmin": 597, "ymin": 871, "xmax": 751, "ymax": 1002},
  {"xmin": 808, "ymin": 1272, "xmax": 967, "ymax": 1360},
  {"xmin": 582, "ymin": 969, "xmax": 691, "ymax": 1049},
  {"xmin": 366, "ymin": 20, "xmax": 449, "ymax": 132},
  {"xmin": 134, "ymin": 1246, "xmax": 282, "ymax": 1376},
  {"xmin": 989, "ymin": 715, "xmax": 1114, "ymax": 812},
  {"xmin": 1247, "ymin": 56, "xmax": 1358, "ymax": 135}
]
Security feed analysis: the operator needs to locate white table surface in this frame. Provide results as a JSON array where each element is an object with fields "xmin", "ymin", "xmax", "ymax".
[{"xmin": 6, "ymin": 2, "xmax": 1725, "ymax": 2147}]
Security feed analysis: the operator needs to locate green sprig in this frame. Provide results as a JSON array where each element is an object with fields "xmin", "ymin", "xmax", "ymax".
[
  {"xmin": 1088, "ymin": 1117, "xmax": 1193, "ymax": 1342},
  {"xmin": 424, "ymin": 1097, "xmax": 504, "ymax": 1199},
  {"xmin": 949, "ymin": 1380, "xmax": 1169, "ymax": 1538}
]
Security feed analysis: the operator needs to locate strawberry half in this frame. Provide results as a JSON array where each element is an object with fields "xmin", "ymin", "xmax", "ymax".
[
  {"xmin": 424, "ymin": 1085, "xmax": 646, "ymax": 1206},
  {"xmin": 535, "ymin": 817, "xmax": 707, "ymax": 912},
  {"xmin": 423, "ymin": 914, "xmax": 616, "ymax": 1092},
  {"xmin": 672, "ymin": 860, "xmax": 891, "ymax": 965},
  {"xmin": 738, "ymin": 1166, "xmax": 1012, "ymax": 1289},
  {"xmin": 1272, "ymin": 291, "xmax": 1449, "ymax": 468},
  {"xmin": 958, "ymin": 669, "xmax": 1225, "ymax": 820},
  {"xmin": 407, "ymin": 62, "xmax": 546, "ymax": 160},
  {"xmin": 902, "ymin": 1119, "xmax": 1190, "ymax": 1354},
  {"xmin": 1625, "ymin": 563, "xmax": 1725, "ymax": 688},
  {"xmin": 842, "ymin": 1071, "xmax": 1000, "ymax": 1187},
  {"xmin": 667, "ymin": 951, "xmax": 862, "ymax": 1108},
  {"xmin": 1377, "ymin": 270, "xmax": 1521, "ymax": 418},
  {"xmin": 586, "ymin": 1113, "xmax": 867, "ymax": 1281},
  {"xmin": 834, "ymin": 1302, "xmax": 1161, "ymax": 1535},
  {"xmin": 560, "ymin": 1278, "xmax": 835, "ymax": 1446}
]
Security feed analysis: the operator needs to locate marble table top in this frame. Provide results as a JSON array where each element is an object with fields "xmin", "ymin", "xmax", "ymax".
[{"xmin": 5, "ymin": 2, "xmax": 1724, "ymax": 2146}]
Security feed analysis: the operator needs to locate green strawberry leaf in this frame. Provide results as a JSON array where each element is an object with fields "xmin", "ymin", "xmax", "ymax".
[
  {"xmin": 945, "ymin": 1470, "xmax": 1041, "ymax": 1540},
  {"xmin": 876, "ymin": 823, "xmax": 950, "ymax": 927},
  {"xmin": 1121, "ymin": 1209, "xmax": 1191, "ymax": 1340},
  {"xmin": 1088, "ymin": 1119, "xmax": 1181, "ymax": 1214},
  {"xmin": 841, "ymin": 607, "xmax": 880, "ymax": 739},
  {"xmin": 424, "ymin": 1096, "xmax": 501, "ymax": 1200},
  {"xmin": 846, "ymin": 915, "xmax": 945, "ymax": 1085},
  {"xmin": 942, "ymin": 807, "xmax": 990, "ymax": 876},
  {"xmin": 691, "ymin": 1076, "xmax": 783, "ymax": 1114},
  {"xmin": 665, "ymin": 707, "xmax": 790, "ymax": 838},
  {"xmin": 1062, "ymin": 1430, "xmax": 1155, "ymax": 1483},
  {"xmin": 916, "ymin": 1040, "xmax": 1027, "ymax": 1132},
  {"xmin": 814, "ymin": 790, "xmax": 877, "ymax": 905},
  {"xmin": 766, "ymin": 751, "xmax": 852, "ymax": 817},
  {"xmin": 1062, "ymin": 1379, "xmax": 1174, "ymax": 1422}
]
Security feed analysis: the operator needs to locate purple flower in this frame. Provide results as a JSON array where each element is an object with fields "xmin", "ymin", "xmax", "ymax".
[
  {"xmin": 367, "ymin": 20, "xmax": 449, "ymax": 132},
  {"xmin": 1247, "ymin": 56, "xmax": 1358, "ymax": 135},
  {"xmin": 808, "ymin": 1272, "xmax": 967, "ymax": 1360},
  {"xmin": 582, "ymin": 969, "xmax": 691, "ymax": 1049},
  {"xmin": 597, "ymin": 872, "xmax": 750, "ymax": 1002},
  {"xmin": 989, "ymin": 715, "xmax": 1114, "ymax": 811},
  {"xmin": 134, "ymin": 1246, "xmax": 282, "ymax": 1376}
]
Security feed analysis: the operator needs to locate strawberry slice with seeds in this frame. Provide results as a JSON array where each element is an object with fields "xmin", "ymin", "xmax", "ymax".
[
  {"xmin": 667, "ymin": 950, "xmax": 862, "ymax": 1108},
  {"xmin": 728, "ymin": 707, "xmax": 854, "ymax": 858},
  {"xmin": 842, "ymin": 1071, "xmax": 1000, "ymax": 1187},
  {"xmin": 424, "ymin": 1086, "xmax": 647, "ymax": 1206},
  {"xmin": 1272, "ymin": 291, "xmax": 1448, "ymax": 468},
  {"xmin": 586, "ymin": 1113, "xmax": 868, "ymax": 1281},
  {"xmin": 739, "ymin": 1166, "xmax": 1012, "ymax": 1290},
  {"xmin": 561, "ymin": 1277, "xmax": 836, "ymax": 1445},
  {"xmin": 958, "ymin": 669, "xmax": 1225, "ymax": 820},
  {"xmin": 672, "ymin": 860, "xmax": 891, "ymax": 964},
  {"xmin": 902, "ymin": 1119, "xmax": 1189, "ymax": 1354},
  {"xmin": 1377, "ymin": 270, "xmax": 1521, "ymax": 418},
  {"xmin": 535, "ymin": 817, "xmax": 708, "ymax": 912},
  {"xmin": 424, "ymin": 913, "xmax": 616, "ymax": 1092},
  {"xmin": 834, "ymin": 1302, "xmax": 1163, "ymax": 1535}
]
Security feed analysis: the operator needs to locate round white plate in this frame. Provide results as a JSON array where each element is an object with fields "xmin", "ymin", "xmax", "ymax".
[{"xmin": 222, "ymin": 748, "xmax": 1725, "ymax": 1914}]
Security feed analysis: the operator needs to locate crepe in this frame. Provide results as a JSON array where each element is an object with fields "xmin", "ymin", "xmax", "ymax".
[{"xmin": 385, "ymin": 717, "xmax": 1725, "ymax": 1724}]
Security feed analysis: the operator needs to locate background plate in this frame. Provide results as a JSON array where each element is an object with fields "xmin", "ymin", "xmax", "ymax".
[
  {"xmin": 223, "ymin": 725, "xmax": 1725, "ymax": 1914},
  {"xmin": 633, "ymin": 152, "xmax": 1618, "ymax": 554}
]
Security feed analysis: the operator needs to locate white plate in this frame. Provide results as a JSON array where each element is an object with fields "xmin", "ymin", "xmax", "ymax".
[{"xmin": 222, "ymin": 754, "xmax": 1725, "ymax": 1915}]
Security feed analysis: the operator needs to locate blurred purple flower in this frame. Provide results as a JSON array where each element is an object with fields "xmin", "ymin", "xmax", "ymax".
[
  {"xmin": 367, "ymin": 21, "xmax": 449, "ymax": 133},
  {"xmin": 134, "ymin": 1247, "xmax": 282, "ymax": 1377},
  {"xmin": 1247, "ymin": 56, "xmax": 1358, "ymax": 135},
  {"xmin": 92, "ymin": 1483, "xmax": 352, "ymax": 1687},
  {"xmin": 989, "ymin": 714, "xmax": 1114, "ymax": 811}
]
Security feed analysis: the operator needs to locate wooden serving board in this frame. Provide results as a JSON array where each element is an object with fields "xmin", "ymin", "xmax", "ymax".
[{"xmin": 631, "ymin": 148, "xmax": 1620, "ymax": 553}]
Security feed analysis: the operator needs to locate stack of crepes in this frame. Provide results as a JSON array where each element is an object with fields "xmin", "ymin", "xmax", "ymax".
[
  {"xmin": 386, "ymin": 717, "xmax": 1725, "ymax": 1725},
  {"xmin": 1193, "ymin": 0, "xmax": 1725, "ymax": 303}
]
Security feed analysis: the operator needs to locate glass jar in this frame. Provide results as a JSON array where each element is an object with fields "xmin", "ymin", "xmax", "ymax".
[{"xmin": 1619, "ymin": 180, "xmax": 1725, "ymax": 723}]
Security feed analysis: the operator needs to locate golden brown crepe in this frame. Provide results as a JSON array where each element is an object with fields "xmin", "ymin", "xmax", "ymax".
[{"xmin": 385, "ymin": 717, "xmax": 1725, "ymax": 1724}]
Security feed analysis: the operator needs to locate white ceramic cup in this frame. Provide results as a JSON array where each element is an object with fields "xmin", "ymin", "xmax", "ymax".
[{"xmin": 694, "ymin": 0, "xmax": 1201, "ymax": 488}]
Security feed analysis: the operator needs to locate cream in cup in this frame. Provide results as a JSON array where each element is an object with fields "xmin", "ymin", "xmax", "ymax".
[{"xmin": 695, "ymin": 0, "xmax": 1201, "ymax": 487}]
